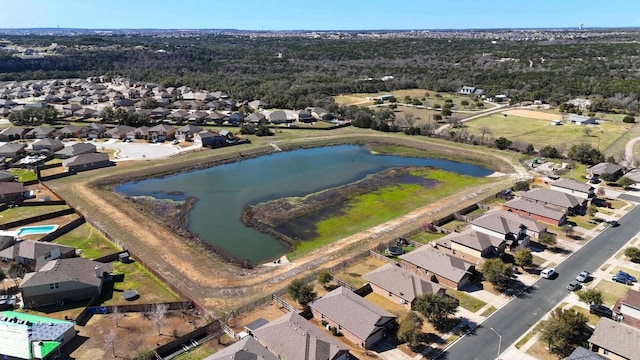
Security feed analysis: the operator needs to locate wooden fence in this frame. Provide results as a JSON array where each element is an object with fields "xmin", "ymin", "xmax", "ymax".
[
  {"xmin": 368, "ymin": 250, "xmax": 398, "ymax": 266},
  {"xmin": 0, "ymin": 208, "xmax": 76, "ymax": 230},
  {"xmin": 39, "ymin": 215, "xmax": 85, "ymax": 242},
  {"xmin": 272, "ymin": 294, "xmax": 297, "ymax": 313}
]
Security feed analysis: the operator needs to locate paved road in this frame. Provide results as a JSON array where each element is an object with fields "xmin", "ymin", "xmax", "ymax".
[{"xmin": 437, "ymin": 204, "xmax": 640, "ymax": 360}]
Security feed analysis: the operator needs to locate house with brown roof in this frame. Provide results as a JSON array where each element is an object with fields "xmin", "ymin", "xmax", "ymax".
[
  {"xmin": 434, "ymin": 229, "xmax": 507, "ymax": 263},
  {"xmin": 19, "ymin": 258, "xmax": 112, "ymax": 308},
  {"xmin": 148, "ymin": 124, "xmax": 176, "ymax": 141},
  {"xmin": 252, "ymin": 312, "xmax": 349, "ymax": 360},
  {"xmin": 550, "ymin": 178, "xmax": 595, "ymax": 200},
  {"xmin": 176, "ymin": 124, "xmax": 202, "ymax": 142},
  {"xmin": 204, "ymin": 336, "xmax": 279, "ymax": 360},
  {"xmin": 615, "ymin": 289, "xmax": 640, "ymax": 326},
  {"xmin": 503, "ymin": 198, "xmax": 567, "ymax": 226},
  {"xmin": 0, "ymin": 182, "xmax": 27, "ymax": 202},
  {"xmin": 309, "ymin": 287, "xmax": 396, "ymax": 349},
  {"xmin": 399, "ymin": 245, "xmax": 476, "ymax": 289},
  {"xmin": 520, "ymin": 188, "xmax": 587, "ymax": 215},
  {"xmin": 364, "ymin": 263, "xmax": 445, "ymax": 310},
  {"xmin": 105, "ymin": 125, "xmax": 136, "ymax": 139},
  {"xmin": 54, "ymin": 142, "xmax": 96, "ymax": 159},
  {"xmin": 471, "ymin": 210, "xmax": 547, "ymax": 239},
  {"xmin": 61, "ymin": 153, "xmax": 111, "ymax": 173},
  {"xmin": 0, "ymin": 240, "xmax": 75, "ymax": 272},
  {"xmin": 0, "ymin": 127, "xmax": 26, "ymax": 141},
  {"xmin": 589, "ymin": 317, "xmax": 640, "ymax": 360},
  {"xmin": 193, "ymin": 131, "xmax": 226, "ymax": 148},
  {"xmin": 57, "ymin": 125, "xmax": 86, "ymax": 139},
  {"xmin": 245, "ymin": 112, "xmax": 267, "ymax": 125}
]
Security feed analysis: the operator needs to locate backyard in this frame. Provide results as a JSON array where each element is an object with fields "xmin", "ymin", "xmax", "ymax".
[{"xmin": 53, "ymin": 223, "xmax": 121, "ymax": 259}]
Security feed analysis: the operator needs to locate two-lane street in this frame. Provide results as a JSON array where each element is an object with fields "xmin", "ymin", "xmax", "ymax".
[{"xmin": 437, "ymin": 203, "xmax": 640, "ymax": 360}]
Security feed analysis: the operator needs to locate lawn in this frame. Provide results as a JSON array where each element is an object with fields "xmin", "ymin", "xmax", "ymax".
[
  {"xmin": 52, "ymin": 223, "xmax": 121, "ymax": 259},
  {"xmin": 98, "ymin": 260, "xmax": 182, "ymax": 306},
  {"xmin": 441, "ymin": 220, "xmax": 469, "ymax": 232},
  {"xmin": 570, "ymin": 305, "xmax": 601, "ymax": 327},
  {"xmin": 0, "ymin": 204, "xmax": 69, "ymax": 224},
  {"xmin": 364, "ymin": 292, "xmax": 408, "ymax": 317},
  {"xmin": 410, "ymin": 231, "xmax": 446, "ymax": 245},
  {"xmin": 332, "ymin": 257, "xmax": 386, "ymax": 289},
  {"xmin": 8, "ymin": 168, "xmax": 36, "ymax": 182},
  {"xmin": 291, "ymin": 169, "xmax": 493, "ymax": 258},
  {"xmin": 446, "ymin": 289, "xmax": 486, "ymax": 312},
  {"xmin": 595, "ymin": 280, "xmax": 630, "ymax": 307},
  {"xmin": 480, "ymin": 305, "xmax": 497, "ymax": 317},
  {"xmin": 173, "ymin": 336, "xmax": 233, "ymax": 360},
  {"xmin": 464, "ymin": 113, "xmax": 628, "ymax": 151}
]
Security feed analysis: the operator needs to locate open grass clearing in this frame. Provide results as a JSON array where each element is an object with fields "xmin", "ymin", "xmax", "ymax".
[
  {"xmin": 364, "ymin": 292, "xmax": 408, "ymax": 317},
  {"xmin": 52, "ymin": 223, "xmax": 121, "ymax": 260},
  {"xmin": 332, "ymin": 257, "xmax": 386, "ymax": 289},
  {"xmin": 446, "ymin": 288, "xmax": 486, "ymax": 312},
  {"xmin": 595, "ymin": 280, "xmax": 630, "ymax": 307},
  {"xmin": 291, "ymin": 169, "xmax": 493, "ymax": 258},
  {"xmin": 464, "ymin": 113, "xmax": 628, "ymax": 151},
  {"xmin": 0, "ymin": 204, "xmax": 69, "ymax": 223}
]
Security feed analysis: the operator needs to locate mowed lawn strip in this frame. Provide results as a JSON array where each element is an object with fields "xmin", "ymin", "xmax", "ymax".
[
  {"xmin": 291, "ymin": 169, "xmax": 492, "ymax": 257},
  {"xmin": 464, "ymin": 113, "xmax": 627, "ymax": 150},
  {"xmin": 53, "ymin": 223, "xmax": 121, "ymax": 260},
  {"xmin": 99, "ymin": 261, "xmax": 182, "ymax": 306},
  {"xmin": 0, "ymin": 204, "xmax": 70, "ymax": 224}
]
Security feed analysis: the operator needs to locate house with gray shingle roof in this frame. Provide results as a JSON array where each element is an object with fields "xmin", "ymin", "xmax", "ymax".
[
  {"xmin": 520, "ymin": 188, "xmax": 587, "ymax": 215},
  {"xmin": 503, "ymin": 198, "xmax": 567, "ymax": 226},
  {"xmin": 588, "ymin": 162, "xmax": 625, "ymax": 179},
  {"xmin": 0, "ymin": 127, "xmax": 26, "ymax": 141},
  {"xmin": 567, "ymin": 114, "xmax": 597, "ymax": 125},
  {"xmin": 32, "ymin": 138, "xmax": 65, "ymax": 153},
  {"xmin": 19, "ymin": 257, "xmax": 112, "ymax": 308},
  {"xmin": 435, "ymin": 229, "xmax": 507, "ymax": 263},
  {"xmin": 0, "ymin": 240, "xmax": 75, "ymax": 272},
  {"xmin": 471, "ymin": 210, "xmax": 546, "ymax": 239},
  {"xmin": 399, "ymin": 246, "xmax": 476, "ymax": 289},
  {"xmin": 204, "ymin": 336, "xmax": 279, "ymax": 360},
  {"xmin": 364, "ymin": 263, "xmax": 445, "ymax": 310},
  {"xmin": 565, "ymin": 346, "xmax": 608, "ymax": 360},
  {"xmin": 309, "ymin": 286, "xmax": 396, "ymax": 349},
  {"xmin": 588, "ymin": 317, "xmax": 640, "ymax": 360},
  {"xmin": 0, "ymin": 171, "xmax": 15, "ymax": 183},
  {"xmin": 176, "ymin": 124, "xmax": 202, "ymax": 142},
  {"xmin": 148, "ymin": 124, "xmax": 176, "ymax": 141},
  {"xmin": 25, "ymin": 126, "xmax": 56, "ymax": 139},
  {"xmin": 0, "ymin": 182, "xmax": 27, "ymax": 202},
  {"xmin": 61, "ymin": 153, "xmax": 111, "ymax": 173},
  {"xmin": 549, "ymin": 178, "xmax": 594, "ymax": 199},
  {"xmin": 54, "ymin": 142, "xmax": 96, "ymax": 159},
  {"xmin": 252, "ymin": 312, "xmax": 349, "ymax": 360},
  {"xmin": 0, "ymin": 143, "xmax": 26, "ymax": 158}
]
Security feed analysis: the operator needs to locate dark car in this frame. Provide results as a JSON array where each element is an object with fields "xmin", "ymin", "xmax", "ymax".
[
  {"xmin": 566, "ymin": 280, "xmax": 581, "ymax": 291},
  {"xmin": 615, "ymin": 270, "xmax": 637, "ymax": 282},
  {"xmin": 608, "ymin": 220, "xmax": 620, "ymax": 227},
  {"xmin": 612, "ymin": 274, "xmax": 633, "ymax": 285},
  {"xmin": 589, "ymin": 304, "xmax": 613, "ymax": 318}
]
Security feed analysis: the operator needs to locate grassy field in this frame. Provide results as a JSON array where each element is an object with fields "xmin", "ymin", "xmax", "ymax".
[
  {"xmin": 53, "ymin": 223, "xmax": 121, "ymax": 259},
  {"xmin": 9, "ymin": 168, "xmax": 37, "ymax": 182},
  {"xmin": 291, "ymin": 169, "xmax": 493, "ymax": 258},
  {"xmin": 464, "ymin": 113, "xmax": 629, "ymax": 151},
  {"xmin": 0, "ymin": 204, "xmax": 69, "ymax": 224},
  {"xmin": 334, "ymin": 89, "xmax": 493, "ymax": 111}
]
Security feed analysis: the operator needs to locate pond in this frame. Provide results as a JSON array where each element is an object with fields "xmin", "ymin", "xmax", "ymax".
[{"xmin": 116, "ymin": 145, "xmax": 491, "ymax": 264}]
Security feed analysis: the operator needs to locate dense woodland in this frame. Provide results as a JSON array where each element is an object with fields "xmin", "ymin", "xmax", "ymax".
[{"xmin": 1, "ymin": 34, "xmax": 640, "ymax": 113}]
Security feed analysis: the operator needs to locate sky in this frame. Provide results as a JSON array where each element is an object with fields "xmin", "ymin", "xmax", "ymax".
[{"xmin": 0, "ymin": 0, "xmax": 639, "ymax": 31}]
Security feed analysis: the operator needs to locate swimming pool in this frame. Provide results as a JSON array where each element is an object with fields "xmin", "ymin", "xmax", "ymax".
[{"xmin": 16, "ymin": 225, "xmax": 58, "ymax": 236}]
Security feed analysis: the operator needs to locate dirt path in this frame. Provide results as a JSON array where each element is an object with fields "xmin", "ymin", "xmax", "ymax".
[{"xmin": 624, "ymin": 136, "xmax": 640, "ymax": 168}]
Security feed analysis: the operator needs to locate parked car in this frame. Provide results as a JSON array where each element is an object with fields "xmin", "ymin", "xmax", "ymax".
[
  {"xmin": 541, "ymin": 268, "xmax": 556, "ymax": 279},
  {"xmin": 608, "ymin": 220, "xmax": 620, "ymax": 227},
  {"xmin": 589, "ymin": 304, "xmax": 613, "ymax": 318},
  {"xmin": 566, "ymin": 280, "xmax": 581, "ymax": 291},
  {"xmin": 615, "ymin": 270, "xmax": 637, "ymax": 282},
  {"xmin": 576, "ymin": 271, "xmax": 590, "ymax": 283},
  {"xmin": 612, "ymin": 274, "xmax": 633, "ymax": 285}
]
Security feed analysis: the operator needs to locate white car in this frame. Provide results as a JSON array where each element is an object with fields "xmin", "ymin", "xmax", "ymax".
[
  {"xmin": 576, "ymin": 271, "xmax": 590, "ymax": 282},
  {"xmin": 541, "ymin": 268, "xmax": 556, "ymax": 279}
]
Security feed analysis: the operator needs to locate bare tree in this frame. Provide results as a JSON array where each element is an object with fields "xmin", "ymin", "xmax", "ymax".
[
  {"xmin": 111, "ymin": 306, "xmax": 123, "ymax": 328},
  {"xmin": 103, "ymin": 329, "xmax": 117, "ymax": 358},
  {"xmin": 151, "ymin": 304, "xmax": 169, "ymax": 335},
  {"xmin": 401, "ymin": 113, "xmax": 416, "ymax": 128},
  {"xmin": 127, "ymin": 335, "xmax": 145, "ymax": 353},
  {"xmin": 479, "ymin": 126, "xmax": 492, "ymax": 143}
]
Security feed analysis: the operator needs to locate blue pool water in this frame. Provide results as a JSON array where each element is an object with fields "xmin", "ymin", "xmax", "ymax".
[{"xmin": 17, "ymin": 225, "xmax": 58, "ymax": 236}]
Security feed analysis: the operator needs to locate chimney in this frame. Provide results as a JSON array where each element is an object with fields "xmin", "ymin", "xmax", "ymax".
[{"xmin": 95, "ymin": 265, "xmax": 101, "ymax": 278}]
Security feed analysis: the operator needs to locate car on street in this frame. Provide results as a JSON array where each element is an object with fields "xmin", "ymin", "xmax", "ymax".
[
  {"xmin": 541, "ymin": 268, "xmax": 556, "ymax": 279},
  {"xmin": 608, "ymin": 220, "xmax": 620, "ymax": 227},
  {"xmin": 589, "ymin": 304, "xmax": 613, "ymax": 318},
  {"xmin": 566, "ymin": 280, "xmax": 581, "ymax": 291},
  {"xmin": 576, "ymin": 271, "xmax": 590, "ymax": 282},
  {"xmin": 612, "ymin": 274, "xmax": 633, "ymax": 285},
  {"xmin": 615, "ymin": 270, "xmax": 637, "ymax": 282}
]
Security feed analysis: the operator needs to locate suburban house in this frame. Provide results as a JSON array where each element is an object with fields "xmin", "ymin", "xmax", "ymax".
[
  {"xmin": 549, "ymin": 178, "xmax": 595, "ymax": 199},
  {"xmin": 565, "ymin": 347, "xmax": 608, "ymax": 360},
  {"xmin": 0, "ymin": 311, "xmax": 76, "ymax": 360},
  {"xmin": 0, "ymin": 240, "xmax": 75, "ymax": 272},
  {"xmin": 306, "ymin": 107, "xmax": 332, "ymax": 121},
  {"xmin": 434, "ymin": 229, "xmax": 507, "ymax": 263},
  {"xmin": 623, "ymin": 169, "xmax": 640, "ymax": 186},
  {"xmin": 193, "ymin": 131, "xmax": 226, "ymax": 148},
  {"xmin": 61, "ymin": 153, "xmax": 111, "ymax": 173},
  {"xmin": 252, "ymin": 312, "xmax": 350, "ymax": 360},
  {"xmin": 459, "ymin": 86, "xmax": 484, "ymax": 96},
  {"xmin": 32, "ymin": 138, "xmax": 65, "ymax": 153},
  {"xmin": 105, "ymin": 125, "xmax": 136, "ymax": 139},
  {"xmin": 363, "ymin": 263, "xmax": 445, "ymax": 309},
  {"xmin": 20, "ymin": 258, "xmax": 112, "ymax": 308},
  {"xmin": 228, "ymin": 113, "xmax": 245, "ymax": 125},
  {"xmin": 0, "ymin": 143, "xmax": 27, "ymax": 159},
  {"xmin": 187, "ymin": 111, "xmax": 209, "ymax": 124},
  {"xmin": 247, "ymin": 100, "xmax": 267, "ymax": 110},
  {"xmin": 244, "ymin": 112, "xmax": 267, "ymax": 125},
  {"xmin": 176, "ymin": 124, "xmax": 202, "ymax": 142},
  {"xmin": 503, "ymin": 198, "xmax": 567, "ymax": 226},
  {"xmin": 471, "ymin": 210, "xmax": 547, "ymax": 240},
  {"xmin": 615, "ymin": 289, "xmax": 640, "ymax": 325},
  {"xmin": 519, "ymin": 188, "xmax": 587, "ymax": 215},
  {"xmin": 0, "ymin": 182, "xmax": 28, "ymax": 202},
  {"xmin": 0, "ymin": 127, "xmax": 26, "ymax": 141},
  {"xmin": 589, "ymin": 317, "xmax": 640, "ymax": 360},
  {"xmin": 294, "ymin": 109, "xmax": 314, "ymax": 123},
  {"xmin": 204, "ymin": 336, "xmax": 278, "ymax": 360},
  {"xmin": 57, "ymin": 125, "xmax": 86, "ymax": 138},
  {"xmin": 148, "ymin": 124, "xmax": 176, "ymax": 141},
  {"xmin": 588, "ymin": 162, "xmax": 625, "ymax": 180},
  {"xmin": 25, "ymin": 126, "xmax": 56, "ymax": 139},
  {"xmin": 85, "ymin": 123, "xmax": 107, "ymax": 139},
  {"xmin": 206, "ymin": 111, "xmax": 227, "ymax": 125},
  {"xmin": 54, "ymin": 142, "xmax": 97, "ymax": 159},
  {"xmin": 268, "ymin": 110, "xmax": 288, "ymax": 124},
  {"xmin": 167, "ymin": 109, "xmax": 189, "ymax": 122},
  {"xmin": 0, "ymin": 171, "xmax": 15, "ymax": 182},
  {"xmin": 567, "ymin": 114, "xmax": 597, "ymax": 125},
  {"xmin": 309, "ymin": 286, "xmax": 396, "ymax": 349},
  {"xmin": 399, "ymin": 245, "xmax": 476, "ymax": 289}
]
